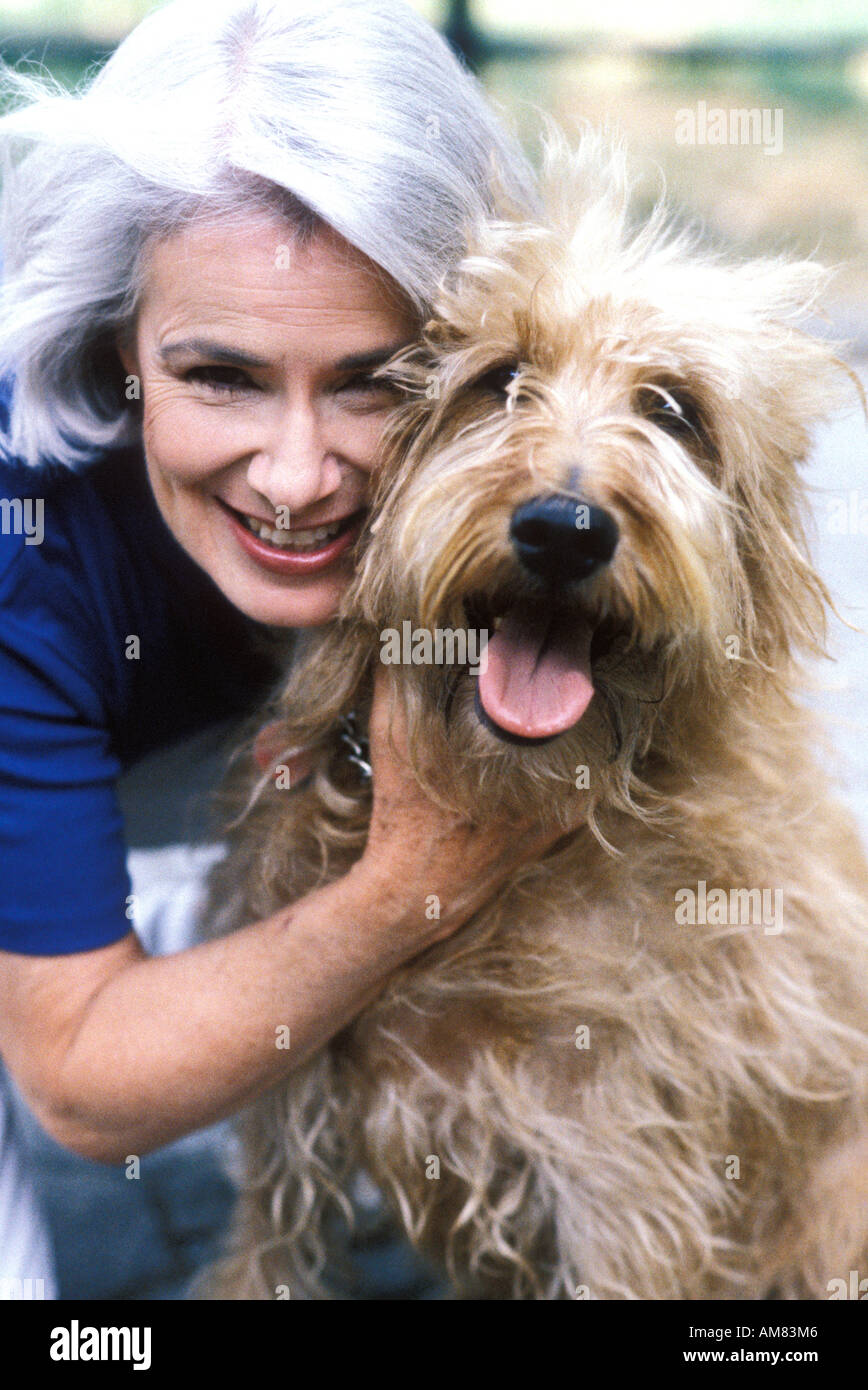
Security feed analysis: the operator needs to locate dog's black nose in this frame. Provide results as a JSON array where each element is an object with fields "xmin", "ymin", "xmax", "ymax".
[{"xmin": 510, "ymin": 494, "xmax": 618, "ymax": 583}]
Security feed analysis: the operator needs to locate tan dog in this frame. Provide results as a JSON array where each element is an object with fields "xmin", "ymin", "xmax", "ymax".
[{"xmin": 202, "ymin": 133, "xmax": 868, "ymax": 1300}]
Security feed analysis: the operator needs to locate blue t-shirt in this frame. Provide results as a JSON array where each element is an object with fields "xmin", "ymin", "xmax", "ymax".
[{"xmin": 0, "ymin": 421, "xmax": 281, "ymax": 955}]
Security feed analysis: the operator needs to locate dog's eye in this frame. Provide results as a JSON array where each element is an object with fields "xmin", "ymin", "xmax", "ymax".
[
  {"xmin": 471, "ymin": 362, "xmax": 522, "ymax": 398},
  {"xmin": 637, "ymin": 386, "xmax": 705, "ymax": 441}
]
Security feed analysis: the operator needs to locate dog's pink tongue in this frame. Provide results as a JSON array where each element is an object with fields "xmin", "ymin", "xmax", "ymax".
[{"xmin": 478, "ymin": 606, "xmax": 595, "ymax": 739}]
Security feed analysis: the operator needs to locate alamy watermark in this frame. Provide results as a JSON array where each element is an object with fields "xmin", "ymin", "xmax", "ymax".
[
  {"xmin": 675, "ymin": 879, "xmax": 784, "ymax": 935},
  {"xmin": 0, "ymin": 1276, "xmax": 45, "ymax": 1299},
  {"xmin": 827, "ymin": 1270, "xmax": 867, "ymax": 1299},
  {"xmin": 822, "ymin": 490, "xmax": 868, "ymax": 536},
  {"xmin": 0, "ymin": 496, "xmax": 43, "ymax": 545},
  {"xmin": 676, "ymin": 102, "xmax": 783, "ymax": 156},
  {"xmin": 49, "ymin": 1321, "xmax": 151, "ymax": 1370},
  {"xmin": 380, "ymin": 621, "xmax": 489, "ymax": 674}
]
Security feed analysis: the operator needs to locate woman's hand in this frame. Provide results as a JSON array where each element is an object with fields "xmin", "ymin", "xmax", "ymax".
[{"xmin": 351, "ymin": 664, "xmax": 578, "ymax": 948}]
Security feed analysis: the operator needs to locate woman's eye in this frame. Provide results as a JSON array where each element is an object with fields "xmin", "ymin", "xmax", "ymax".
[
  {"xmin": 184, "ymin": 365, "xmax": 254, "ymax": 393},
  {"xmin": 336, "ymin": 372, "xmax": 401, "ymax": 403}
]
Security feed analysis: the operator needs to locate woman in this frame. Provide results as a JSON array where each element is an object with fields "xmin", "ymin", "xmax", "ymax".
[{"xmin": 0, "ymin": 0, "xmax": 555, "ymax": 1297}]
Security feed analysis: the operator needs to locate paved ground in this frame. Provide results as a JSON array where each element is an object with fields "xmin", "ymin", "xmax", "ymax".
[{"xmin": 13, "ymin": 356, "xmax": 867, "ymax": 1300}]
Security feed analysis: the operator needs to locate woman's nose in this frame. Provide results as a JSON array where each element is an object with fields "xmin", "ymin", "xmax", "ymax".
[{"xmin": 245, "ymin": 398, "xmax": 343, "ymax": 513}]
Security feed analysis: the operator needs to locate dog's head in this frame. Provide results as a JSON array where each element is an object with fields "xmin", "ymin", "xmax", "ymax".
[{"xmin": 288, "ymin": 132, "xmax": 854, "ymax": 832}]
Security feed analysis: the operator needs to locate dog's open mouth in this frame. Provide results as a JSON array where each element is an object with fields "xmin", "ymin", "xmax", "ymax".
[{"xmin": 470, "ymin": 599, "xmax": 597, "ymax": 745}]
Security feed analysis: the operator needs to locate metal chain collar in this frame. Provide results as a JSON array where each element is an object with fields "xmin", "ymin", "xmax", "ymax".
[{"xmin": 337, "ymin": 711, "xmax": 372, "ymax": 781}]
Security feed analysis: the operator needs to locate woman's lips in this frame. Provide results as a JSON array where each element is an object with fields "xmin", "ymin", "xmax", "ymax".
[{"xmin": 218, "ymin": 500, "xmax": 366, "ymax": 575}]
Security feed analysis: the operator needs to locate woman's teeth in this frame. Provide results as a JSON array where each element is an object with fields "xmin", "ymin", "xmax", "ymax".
[{"xmin": 240, "ymin": 513, "xmax": 347, "ymax": 550}]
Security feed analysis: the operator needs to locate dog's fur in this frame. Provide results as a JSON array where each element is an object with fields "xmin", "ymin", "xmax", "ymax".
[{"xmin": 202, "ymin": 133, "xmax": 868, "ymax": 1300}]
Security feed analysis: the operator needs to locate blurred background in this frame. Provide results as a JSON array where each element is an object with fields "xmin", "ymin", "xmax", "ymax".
[
  {"xmin": 1, "ymin": 0, "xmax": 866, "ymax": 316},
  {"xmin": 2, "ymin": 0, "xmax": 866, "ymax": 1301}
]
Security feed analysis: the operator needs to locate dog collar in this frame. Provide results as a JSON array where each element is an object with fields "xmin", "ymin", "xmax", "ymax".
[
  {"xmin": 337, "ymin": 712, "xmax": 372, "ymax": 780},
  {"xmin": 253, "ymin": 711, "xmax": 371, "ymax": 785}
]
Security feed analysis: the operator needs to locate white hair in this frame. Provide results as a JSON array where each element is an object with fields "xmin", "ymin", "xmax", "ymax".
[{"xmin": 0, "ymin": 0, "xmax": 536, "ymax": 469}]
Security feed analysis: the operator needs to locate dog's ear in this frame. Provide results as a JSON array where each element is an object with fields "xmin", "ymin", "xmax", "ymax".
[
  {"xmin": 537, "ymin": 119, "xmax": 632, "ymax": 243},
  {"xmin": 701, "ymin": 257, "xmax": 862, "ymax": 666}
]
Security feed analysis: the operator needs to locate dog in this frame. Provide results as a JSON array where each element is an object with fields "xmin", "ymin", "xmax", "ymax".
[{"xmin": 201, "ymin": 131, "xmax": 868, "ymax": 1300}]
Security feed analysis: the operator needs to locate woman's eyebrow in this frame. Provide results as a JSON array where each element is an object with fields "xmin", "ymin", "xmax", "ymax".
[
  {"xmin": 158, "ymin": 338, "xmax": 270, "ymax": 369},
  {"xmin": 157, "ymin": 338, "xmax": 414, "ymax": 372},
  {"xmin": 333, "ymin": 342, "xmax": 414, "ymax": 372}
]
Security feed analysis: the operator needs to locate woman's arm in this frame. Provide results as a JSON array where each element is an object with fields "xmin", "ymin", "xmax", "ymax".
[
  {"xmin": 0, "ymin": 863, "xmax": 431, "ymax": 1162},
  {"xmin": 0, "ymin": 671, "xmax": 562, "ymax": 1164}
]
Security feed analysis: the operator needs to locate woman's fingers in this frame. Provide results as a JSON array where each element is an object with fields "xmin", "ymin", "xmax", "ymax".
[{"xmin": 359, "ymin": 665, "xmax": 582, "ymax": 941}]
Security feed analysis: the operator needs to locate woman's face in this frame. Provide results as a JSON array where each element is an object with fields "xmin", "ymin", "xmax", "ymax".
[{"xmin": 118, "ymin": 213, "xmax": 417, "ymax": 627}]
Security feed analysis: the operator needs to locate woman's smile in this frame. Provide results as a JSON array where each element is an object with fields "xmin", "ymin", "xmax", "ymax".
[
  {"xmin": 216, "ymin": 496, "xmax": 367, "ymax": 574},
  {"xmin": 118, "ymin": 213, "xmax": 417, "ymax": 627}
]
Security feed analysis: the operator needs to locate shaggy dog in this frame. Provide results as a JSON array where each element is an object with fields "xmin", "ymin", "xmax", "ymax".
[{"xmin": 202, "ymin": 134, "xmax": 868, "ymax": 1300}]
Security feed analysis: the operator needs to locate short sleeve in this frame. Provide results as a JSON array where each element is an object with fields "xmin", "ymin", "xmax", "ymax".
[
  {"xmin": 0, "ymin": 431, "xmax": 280, "ymax": 956},
  {"xmin": 0, "ymin": 491, "xmax": 133, "ymax": 955}
]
